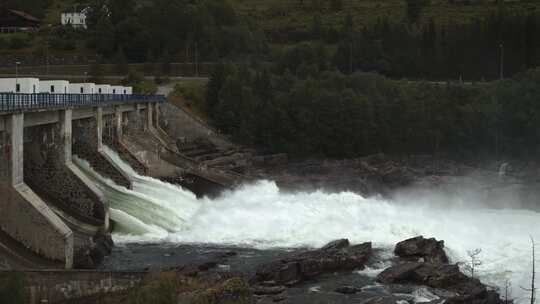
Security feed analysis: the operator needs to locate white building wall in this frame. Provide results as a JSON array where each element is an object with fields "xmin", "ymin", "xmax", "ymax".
[
  {"xmin": 39, "ymin": 80, "xmax": 70, "ymax": 94},
  {"xmin": 124, "ymin": 87, "xmax": 133, "ymax": 95},
  {"xmin": 0, "ymin": 78, "xmax": 40, "ymax": 93},
  {"xmin": 68, "ymin": 83, "xmax": 96, "ymax": 94},
  {"xmin": 95, "ymin": 85, "xmax": 111, "ymax": 94},
  {"xmin": 61, "ymin": 12, "xmax": 87, "ymax": 29},
  {"xmin": 110, "ymin": 86, "xmax": 124, "ymax": 95}
]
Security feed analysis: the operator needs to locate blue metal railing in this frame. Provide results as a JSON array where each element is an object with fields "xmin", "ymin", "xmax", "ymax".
[{"xmin": 0, "ymin": 93, "xmax": 166, "ymax": 112}]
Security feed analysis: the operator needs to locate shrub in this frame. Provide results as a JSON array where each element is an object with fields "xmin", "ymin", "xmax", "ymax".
[{"xmin": 9, "ymin": 34, "xmax": 30, "ymax": 49}]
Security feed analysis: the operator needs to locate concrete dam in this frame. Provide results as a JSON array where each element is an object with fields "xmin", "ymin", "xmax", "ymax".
[{"xmin": 0, "ymin": 88, "xmax": 246, "ymax": 271}]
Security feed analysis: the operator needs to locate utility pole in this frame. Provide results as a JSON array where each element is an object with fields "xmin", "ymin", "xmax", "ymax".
[
  {"xmin": 349, "ymin": 41, "xmax": 353, "ymax": 74},
  {"xmin": 499, "ymin": 43, "xmax": 504, "ymax": 80},
  {"xmin": 45, "ymin": 40, "xmax": 50, "ymax": 76},
  {"xmin": 15, "ymin": 61, "xmax": 20, "ymax": 92},
  {"xmin": 523, "ymin": 237, "xmax": 537, "ymax": 304},
  {"xmin": 532, "ymin": 237, "xmax": 536, "ymax": 304},
  {"xmin": 195, "ymin": 42, "xmax": 199, "ymax": 77}
]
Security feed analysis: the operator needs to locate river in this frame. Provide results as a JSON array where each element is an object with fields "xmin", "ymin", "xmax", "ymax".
[{"xmin": 73, "ymin": 146, "xmax": 540, "ymax": 303}]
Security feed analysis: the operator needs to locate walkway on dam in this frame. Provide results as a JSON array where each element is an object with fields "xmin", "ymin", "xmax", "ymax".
[{"xmin": 0, "ymin": 92, "xmax": 166, "ymax": 113}]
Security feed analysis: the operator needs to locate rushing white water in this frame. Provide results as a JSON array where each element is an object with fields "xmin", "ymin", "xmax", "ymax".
[{"xmin": 73, "ymin": 146, "xmax": 540, "ymax": 303}]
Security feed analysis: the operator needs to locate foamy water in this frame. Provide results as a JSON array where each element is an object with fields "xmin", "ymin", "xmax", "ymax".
[{"xmin": 74, "ymin": 146, "xmax": 539, "ymax": 303}]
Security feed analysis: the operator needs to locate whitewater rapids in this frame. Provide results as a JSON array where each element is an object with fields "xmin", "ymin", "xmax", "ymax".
[{"xmin": 74, "ymin": 146, "xmax": 539, "ymax": 303}]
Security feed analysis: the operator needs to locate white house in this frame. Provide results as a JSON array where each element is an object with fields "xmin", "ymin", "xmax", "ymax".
[
  {"xmin": 39, "ymin": 80, "xmax": 69, "ymax": 94},
  {"xmin": 0, "ymin": 78, "xmax": 39, "ymax": 93},
  {"xmin": 95, "ymin": 84, "xmax": 111, "ymax": 94},
  {"xmin": 61, "ymin": 7, "xmax": 89, "ymax": 29},
  {"xmin": 110, "ymin": 86, "xmax": 124, "ymax": 95},
  {"xmin": 68, "ymin": 83, "xmax": 95, "ymax": 94}
]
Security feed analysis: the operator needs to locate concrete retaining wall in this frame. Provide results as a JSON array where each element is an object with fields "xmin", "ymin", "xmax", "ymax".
[
  {"xmin": 0, "ymin": 270, "xmax": 145, "ymax": 304},
  {"xmin": 0, "ymin": 114, "xmax": 74, "ymax": 268},
  {"xmin": 160, "ymin": 102, "xmax": 233, "ymax": 149}
]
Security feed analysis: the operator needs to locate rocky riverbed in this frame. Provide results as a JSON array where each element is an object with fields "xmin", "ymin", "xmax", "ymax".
[{"xmin": 93, "ymin": 236, "xmax": 507, "ymax": 304}]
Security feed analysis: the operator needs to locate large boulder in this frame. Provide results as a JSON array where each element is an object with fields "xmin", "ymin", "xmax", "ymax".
[
  {"xmin": 252, "ymin": 240, "xmax": 372, "ymax": 286},
  {"xmin": 377, "ymin": 262, "xmax": 504, "ymax": 304},
  {"xmin": 395, "ymin": 236, "xmax": 449, "ymax": 264}
]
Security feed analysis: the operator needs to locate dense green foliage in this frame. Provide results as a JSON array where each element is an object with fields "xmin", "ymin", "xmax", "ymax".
[
  {"xmin": 85, "ymin": 0, "xmax": 266, "ymax": 64},
  {"xmin": 206, "ymin": 62, "xmax": 540, "ymax": 158},
  {"xmin": 82, "ymin": 0, "xmax": 538, "ymax": 80},
  {"xmin": 330, "ymin": 10, "xmax": 540, "ymax": 80}
]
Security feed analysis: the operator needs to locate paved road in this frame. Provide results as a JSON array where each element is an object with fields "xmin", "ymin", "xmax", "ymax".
[{"xmin": 0, "ymin": 74, "xmax": 209, "ymax": 81}]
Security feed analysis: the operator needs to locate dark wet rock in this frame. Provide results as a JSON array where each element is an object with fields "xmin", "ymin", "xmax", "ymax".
[
  {"xmin": 272, "ymin": 294, "xmax": 287, "ymax": 302},
  {"xmin": 253, "ymin": 241, "xmax": 372, "ymax": 286},
  {"xmin": 221, "ymin": 251, "xmax": 238, "ymax": 258},
  {"xmin": 259, "ymin": 280, "xmax": 278, "ymax": 287},
  {"xmin": 377, "ymin": 262, "xmax": 504, "ymax": 304},
  {"xmin": 386, "ymin": 284, "xmax": 417, "ymax": 294},
  {"xmin": 74, "ymin": 249, "xmax": 95, "ymax": 269},
  {"xmin": 395, "ymin": 236, "xmax": 449, "ymax": 264},
  {"xmin": 377, "ymin": 262, "xmax": 424, "ymax": 284},
  {"xmin": 251, "ymin": 285, "xmax": 286, "ymax": 296},
  {"xmin": 334, "ymin": 285, "xmax": 362, "ymax": 294},
  {"xmin": 252, "ymin": 285, "xmax": 286, "ymax": 295},
  {"xmin": 362, "ymin": 295, "xmax": 407, "ymax": 304},
  {"xmin": 380, "ymin": 165, "xmax": 418, "ymax": 187},
  {"xmin": 322, "ymin": 239, "xmax": 350, "ymax": 251},
  {"xmin": 75, "ymin": 233, "xmax": 114, "ymax": 269}
]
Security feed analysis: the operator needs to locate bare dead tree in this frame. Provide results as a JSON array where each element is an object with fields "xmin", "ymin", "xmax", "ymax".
[
  {"xmin": 504, "ymin": 279, "xmax": 512, "ymax": 304},
  {"xmin": 466, "ymin": 248, "xmax": 483, "ymax": 279},
  {"xmin": 521, "ymin": 237, "xmax": 536, "ymax": 304},
  {"xmin": 532, "ymin": 237, "xmax": 536, "ymax": 304}
]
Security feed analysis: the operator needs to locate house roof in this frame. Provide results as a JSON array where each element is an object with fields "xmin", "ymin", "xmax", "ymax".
[{"xmin": 8, "ymin": 9, "xmax": 40, "ymax": 23}]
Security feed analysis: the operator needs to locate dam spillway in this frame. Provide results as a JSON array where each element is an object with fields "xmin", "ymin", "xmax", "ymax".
[{"xmin": 0, "ymin": 91, "xmax": 165, "ymax": 269}]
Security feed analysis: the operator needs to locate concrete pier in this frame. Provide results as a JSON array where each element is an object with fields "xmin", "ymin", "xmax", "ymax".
[{"xmin": 0, "ymin": 113, "xmax": 74, "ymax": 268}]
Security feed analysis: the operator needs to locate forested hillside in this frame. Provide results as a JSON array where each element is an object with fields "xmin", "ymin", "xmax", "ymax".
[
  {"xmin": 1, "ymin": 0, "xmax": 539, "ymax": 80},
  {"xmin": 201, "ymin": 63, "xmax": 540, "ymax": 159}
]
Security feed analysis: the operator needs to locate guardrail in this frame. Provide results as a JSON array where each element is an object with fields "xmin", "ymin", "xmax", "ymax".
[{"xmin": 0, "ymin": 93, "xmax": 166, "ymax": 112}]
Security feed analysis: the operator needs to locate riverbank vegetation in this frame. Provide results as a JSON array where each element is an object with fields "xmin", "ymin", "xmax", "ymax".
[{"xmin": 76, "ymin": 272, "xmax": 251, "ymax": 304}]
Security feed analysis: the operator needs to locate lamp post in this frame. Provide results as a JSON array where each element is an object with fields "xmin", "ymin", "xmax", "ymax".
[{"xmin": 15, "ymin": 61, "xmax": 20, "ymax": 92}]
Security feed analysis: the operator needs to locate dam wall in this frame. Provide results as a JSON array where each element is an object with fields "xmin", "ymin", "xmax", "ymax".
[
  {"xmin": 0, "ymin": 114, "xmax": 74, "ymax": 268},
  {"xmin": 0, "ymin": 96, "xmax": 163, "ymax": 269}
]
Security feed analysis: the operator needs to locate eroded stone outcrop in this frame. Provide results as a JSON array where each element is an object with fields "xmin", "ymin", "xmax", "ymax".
[
  {"xmin": 394, "ymin": 235, "xmax": 449, "ymax": 264},
  {"xmin": 376, "ymin": 236, "xmax": 504, "ymax": 304},
  {"xmin": 377, "ymin": 262, "xmax": 503, "ymax": 303},
  {"xmin": 252, "ymin": 240, "xmax": 372, "ymax": 286}
]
